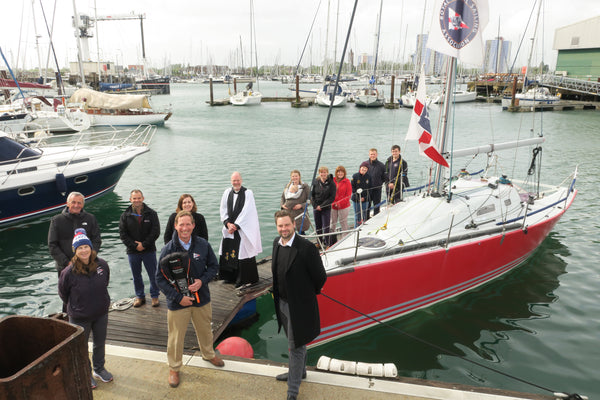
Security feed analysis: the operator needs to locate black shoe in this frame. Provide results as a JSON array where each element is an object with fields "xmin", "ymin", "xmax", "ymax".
[
  {"xmin": 275, "ymin": 371, "xmax": 306, "ymax": 381},
  {"xmin": 287, "ymin": 395, "xmax": 297, "ymax": 400}
]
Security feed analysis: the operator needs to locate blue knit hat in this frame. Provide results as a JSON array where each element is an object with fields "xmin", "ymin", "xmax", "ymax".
[{"xmin": 72, "ymin": 228, "xmax": 92, "ymax": 251}]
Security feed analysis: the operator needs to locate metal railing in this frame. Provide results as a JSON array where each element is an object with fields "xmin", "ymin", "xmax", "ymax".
[{"xmin": 540, "ymin": 74, "xmax": 600, "ymax": 96}]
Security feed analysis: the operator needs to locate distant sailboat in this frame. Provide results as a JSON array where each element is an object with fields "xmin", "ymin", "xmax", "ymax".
[
  {"xmin": 231, "ymin": 0, "xmax": 262, "ymax": 106},
  {"xmin": 355, "ymin": 0, "xmax": 385, "ymax": 108}
]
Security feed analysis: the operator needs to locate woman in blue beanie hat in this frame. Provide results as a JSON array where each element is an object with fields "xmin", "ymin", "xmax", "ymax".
[{"xmin": 58, "ymin": 228, "xmax": 113, "ymax": 389}]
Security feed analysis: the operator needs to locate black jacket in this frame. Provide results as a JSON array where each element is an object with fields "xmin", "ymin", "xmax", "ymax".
[
  {"xmin": 311, "ymin": 174, "xmax": 336, "ymax": 210},
  {"xmin": 119, "ymin": 203, "xmax": 160, "ymax": 254},
  {"xmin": 367, "ymin": 158, "xmax": 386, "ymax": 187},
  {"xmin": 352, "ymin": 172, "xmax": 371, "ymax": 203},
  {"xmin": 272, "ymin": 234, "xmax": 327, "ymax": 347},
  {"xmin": 48, "ymin": 208, "xmax": 101, "ymax": 273},
  {"xmin": 163, "ymin": 212, "xmax": 208, "ymax": 244},
  {"xmin": 385, "ymin": 156, "xmax": 409, "ymax": 189}
]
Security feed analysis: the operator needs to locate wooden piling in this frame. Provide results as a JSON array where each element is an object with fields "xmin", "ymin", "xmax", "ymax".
[
  {"xmin": 209, "ymin": 78, "xmax": 214, "ymax": 106},
  {"xmin": 384, "ymin": 75, "xmax": 400, "ymax": 109}
]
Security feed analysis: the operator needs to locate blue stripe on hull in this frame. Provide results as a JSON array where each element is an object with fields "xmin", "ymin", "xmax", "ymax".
[{"xmin": 0, "ymin": 160, "xmax": 134, "ymax": 226}]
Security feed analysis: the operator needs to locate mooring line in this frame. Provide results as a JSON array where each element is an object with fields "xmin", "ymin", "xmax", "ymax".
[{"xmin": 319, "ymin": 291, "xmax": 583, "ymax": 398}]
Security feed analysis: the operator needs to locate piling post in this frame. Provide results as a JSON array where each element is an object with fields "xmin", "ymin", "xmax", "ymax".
[
  {"xmin": 234, "ymin": 78, "xmax": 237, "ymax": 94},
  {"xmin": 209, "ymin": 78, "xmax": 214, "ymax": 106},
  {"xmin": 291, "ymin": 75, "xmax": 308, "ymax": 107},
  {"xmin": 385, "ymin": 75, "xmax": 399, "ymax": 109},
  {"xmin": 511, "ymin": 76, "xmax": 517, "ymax": 107}
]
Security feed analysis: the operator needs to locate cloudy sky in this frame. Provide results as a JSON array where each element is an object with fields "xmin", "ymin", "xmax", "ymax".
[{"xmin": 2, "ymin": 0, "xmax": 599, "ymax": 72}]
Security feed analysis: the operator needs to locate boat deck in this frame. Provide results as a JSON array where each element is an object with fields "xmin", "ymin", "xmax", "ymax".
[{"xmin": 105, "ymin": 258, "xmax": 273, "ymax": 352}]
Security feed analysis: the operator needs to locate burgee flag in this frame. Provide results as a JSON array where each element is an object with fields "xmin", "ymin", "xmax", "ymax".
[
  {"xmin": 426, "ymin": 0, "xmax": 489, "ymax": 66},
  {"xmin": 406, "ymin": 65, "xmax": 449, "ymax": 168}
]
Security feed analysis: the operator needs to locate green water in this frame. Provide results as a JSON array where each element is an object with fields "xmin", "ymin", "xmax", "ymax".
[{"xmin": 0, "ymin": 82, "xmax": 597, "ymax": 397}]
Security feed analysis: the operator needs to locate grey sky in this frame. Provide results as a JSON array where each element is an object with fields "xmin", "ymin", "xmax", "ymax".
[{"xmin": 2, "ymin": 0, "xmax": 599, "ymax": 72}]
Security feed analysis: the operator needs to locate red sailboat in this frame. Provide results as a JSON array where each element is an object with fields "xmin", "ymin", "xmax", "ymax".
[{"xmin": 313, "ymin": 0, "xmax": 577, "ymax": 347}]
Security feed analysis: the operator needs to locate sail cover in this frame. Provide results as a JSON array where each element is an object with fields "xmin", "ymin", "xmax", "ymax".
[{"xmin": 68, "ymin": 88, "xmax": 151, "ymax": 110}]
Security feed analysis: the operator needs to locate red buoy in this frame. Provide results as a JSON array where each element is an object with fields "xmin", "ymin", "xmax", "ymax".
[{"xmin": 216, "ymin": 337, "xmax": 254, "ymax": 358}]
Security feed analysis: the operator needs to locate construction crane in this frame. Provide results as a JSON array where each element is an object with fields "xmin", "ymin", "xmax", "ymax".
[
  {"xmin": 93, "ymin": 13, "xmax": 147, "ymax": 60},
  {"xmin": 73, "ymin": 12, "xmax": 147, "ymax": 61}
]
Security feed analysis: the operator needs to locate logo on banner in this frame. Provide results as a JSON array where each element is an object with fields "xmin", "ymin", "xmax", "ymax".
[{"xmin": 439, "ymin": 0, "xmax": 480, "ymax": 50}]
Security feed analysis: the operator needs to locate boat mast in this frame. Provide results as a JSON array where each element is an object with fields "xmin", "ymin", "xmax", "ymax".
[
  {"xmin": 523, "ymin": 0, "xmax": 542, "ymax": 91},
  {"xmin": 324, "ymin": 0, "xmax": 330, "ymax": 77},
  {"xmin": 434, "ymin": 57, "xmax": 456, "ymax": 194},
  {"xmin": 30, "ymin": 0, "xmax": 44, "ymax": 83},
  {"xmin": 372, "ymin": 0, "xmax": 383, "ymax": 81},
  {"xmin": 71, "ymin": 0, "xmax": 87, "ymax": 87},
  {"xmin": 415, "ymin": 0, "xmax": 427, "ymax": 76}
]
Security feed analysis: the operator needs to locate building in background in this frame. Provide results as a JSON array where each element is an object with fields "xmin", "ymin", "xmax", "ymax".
[
  {"xmin": 483, "ymin": 38, "xmax": 512, "ymax": 74},
  {"xmin": 553, "ymin": 16, "xmax": 600, "ymax": 78}
]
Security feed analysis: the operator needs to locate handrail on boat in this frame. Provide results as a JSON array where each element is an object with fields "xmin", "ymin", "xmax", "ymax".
[{"xmin": 1, "ymin": 125, "xmax": 156, "ymax": 183}]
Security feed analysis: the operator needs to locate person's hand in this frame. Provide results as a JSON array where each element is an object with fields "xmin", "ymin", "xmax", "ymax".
[
  {"xmin": 135, "ymin": 241, "xmax": 145, "ymax": 252},
  {"xmin": 188, "ymin": 279, "xmax": 202, "ymax": 292},
  {"xmin": 179, "ymin": 296, "xmax": 194, "ymax": 306},
  {"xmin": 282, "ymin": 204, "xmax": 288, "ymax": 210},
  {"xmin": 388, "ymin": 183, "xmax": 394, "ymax": 189},
  {"xmin": 316, "ymin": 205, "xmax": 322, "ymax": 211},
  {"xmin": 227, "ymin": 222, "xmax": 237, "ymax": 234},
  {"xmin": 293, "ymin": 204, "xmax": 302, "ymax": 210}
]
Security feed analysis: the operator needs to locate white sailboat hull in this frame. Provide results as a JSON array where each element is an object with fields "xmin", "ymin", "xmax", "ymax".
[{"xmin": 230, "ymin": 91, "xmax": 263, "ymax": 106}]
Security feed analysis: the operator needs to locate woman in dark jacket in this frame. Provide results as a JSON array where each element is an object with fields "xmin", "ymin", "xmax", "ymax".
[
  {"xmin": 352, "ymin": 162, "xmax": 372, "ymax": 226},
  {"xmin": 310, "ymin": 166, "xmax": 336, "ymax": 247},
  {"xmin": 164, "ymin": 194, "xmax": 208, "ymax": 244},
  {"xmin": 58, "ymin": 228, "xmax": 112, "ymax": 390}
]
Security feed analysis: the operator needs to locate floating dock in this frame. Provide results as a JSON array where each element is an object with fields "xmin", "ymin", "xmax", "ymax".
[
  {"xmin": 105, "ymin": 259, "xmax": 272, "ymax": 351},
  {"xmin": 503, "ymin": 100, "xmax": 599, "ymax": 112}
]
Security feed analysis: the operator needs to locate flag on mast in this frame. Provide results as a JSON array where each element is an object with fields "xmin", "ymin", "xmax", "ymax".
[
  {"xmin": 406, "ymin": 65, "xmax": 449, "ymax": 168},
  {"xmin": 427, "ymin": 0, "xmax": 489, "ymax": 66}
]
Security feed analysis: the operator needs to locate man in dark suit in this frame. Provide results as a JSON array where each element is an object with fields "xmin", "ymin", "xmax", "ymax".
[{"xmin": 271, "ymin": 210, "xmax": 327, "ymax": 400}]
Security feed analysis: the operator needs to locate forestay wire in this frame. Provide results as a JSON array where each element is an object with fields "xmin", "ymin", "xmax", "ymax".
[
  {"xmin": 294, "ymin": 0, "xmax": 323, "ymax": 77},
  {"xmin": 309, "ymin": 0, "xmax": 359, "ymax": 187}
]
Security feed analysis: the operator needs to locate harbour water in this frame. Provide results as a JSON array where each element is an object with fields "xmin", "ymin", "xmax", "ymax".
[{"xmin": 0, "ymin": 81, "xmax": 598, "ymax": 398}]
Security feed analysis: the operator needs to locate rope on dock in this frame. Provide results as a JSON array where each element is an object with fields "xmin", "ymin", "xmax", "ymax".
[{"xmin": 110, "ymin": 297, "xmax": 135, "ymax": 312}]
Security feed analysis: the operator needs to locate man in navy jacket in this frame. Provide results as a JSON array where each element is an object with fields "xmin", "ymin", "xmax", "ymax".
[{"xmin": 156, "ymin": 211, "xmax": 224, "ymax": 388}]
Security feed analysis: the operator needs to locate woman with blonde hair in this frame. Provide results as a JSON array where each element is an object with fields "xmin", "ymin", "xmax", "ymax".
[{"xmin": 281, "ymin": 170, "xmax": 311, "ymax": 234}]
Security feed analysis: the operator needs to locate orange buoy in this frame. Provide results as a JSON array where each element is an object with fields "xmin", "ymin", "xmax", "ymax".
[{"xmin": 216, "ymin": 337, "xmax": 254, "ymax": 358}]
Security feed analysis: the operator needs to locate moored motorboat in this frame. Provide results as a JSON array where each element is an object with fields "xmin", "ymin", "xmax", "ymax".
[
  {"xmin": 230, "ymin": 88, "xmax": 263, "ymax": 106},
  {"xmin": 354, "ymin": 86, "xmax": 384, "ymax": 108},
  {"xmin": 0, "ymin": 125, "xmax": 155, "ymax": 226},
  {"xmin": 501, "ymin": 86, "xmax": 560, "ymax": 109},
  {"xmin": 432, "ymin": 89, "xmax": 477, "ymax": 104}
]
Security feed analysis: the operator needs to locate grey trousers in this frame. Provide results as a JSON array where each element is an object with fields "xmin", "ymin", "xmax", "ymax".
[{"xmin": 279, "ymin": 299, "xmax": 307, "ymax": 397}]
